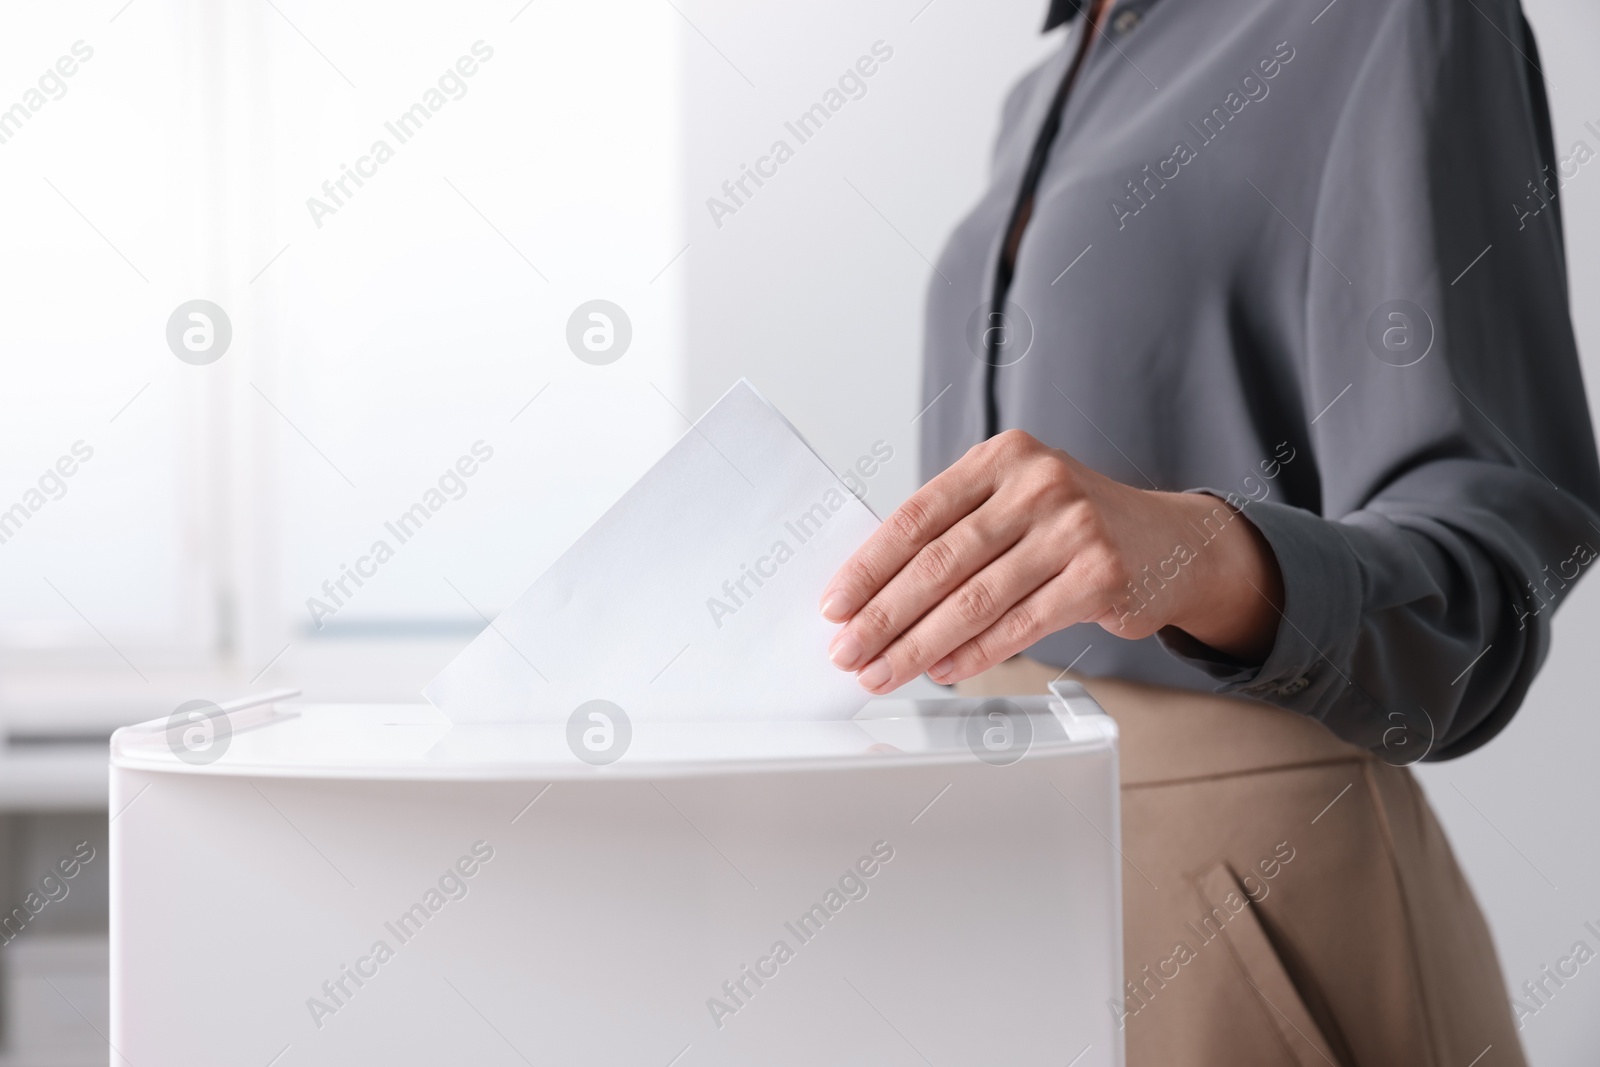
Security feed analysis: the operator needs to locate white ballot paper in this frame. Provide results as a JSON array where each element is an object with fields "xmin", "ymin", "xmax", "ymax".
[{"xmin": 425, "ymin": 380, "xmax": 884, "ymax": 723}]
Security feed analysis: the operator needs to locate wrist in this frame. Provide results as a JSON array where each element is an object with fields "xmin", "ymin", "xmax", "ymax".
[{"xmin": 1160, "ymin": 492, "xmax": 1283, "ymax": 662}]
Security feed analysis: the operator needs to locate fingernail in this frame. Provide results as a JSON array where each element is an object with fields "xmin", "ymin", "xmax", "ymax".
[
  {"xmin": 820, "ymin": 590, "xmax": 858, "ymax": 622},
  {"xmin": 829, "ymin": 632, "xmax": 864, "ymax": 671},
  {"xmin": 857, "ymin": 658, "xmax": 892, "ymax": 691},
  {"xmin": 928, "ymin": 656, "xmax": 954, "ymax": 681}
]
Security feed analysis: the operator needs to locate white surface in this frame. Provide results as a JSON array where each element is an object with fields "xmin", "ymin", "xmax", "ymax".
[
  {"xmin": 110, "ymin": 693, "xmax": 1123, "ymax": 1066},
  {"xmin": 110, "ymin": 692, "xmax": 1116, "ymax": 781},
  {"xmin": 424, "ymin": 380, "xmax": 883, "ymax": 724}
]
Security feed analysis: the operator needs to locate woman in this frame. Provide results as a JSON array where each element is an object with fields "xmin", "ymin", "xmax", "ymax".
[{"xmin": 823, "ymin": 0, "xmax": 1599, "ymax": 1062}]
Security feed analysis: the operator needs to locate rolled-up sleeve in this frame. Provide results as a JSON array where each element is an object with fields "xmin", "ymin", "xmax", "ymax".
[{"xmin": 1158, "ymin": 0, "xmax": 1600, "ymax": 759}]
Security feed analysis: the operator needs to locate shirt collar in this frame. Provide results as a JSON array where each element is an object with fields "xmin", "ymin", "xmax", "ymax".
[{"xmin": 1043, "ymin": 0, "xmax": 1083, "ymax": 30}]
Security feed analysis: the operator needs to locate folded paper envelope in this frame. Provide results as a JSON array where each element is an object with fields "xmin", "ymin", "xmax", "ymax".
[{"xmin": 424, "ymin": 380, "xmax": 884, "ymax": 723}]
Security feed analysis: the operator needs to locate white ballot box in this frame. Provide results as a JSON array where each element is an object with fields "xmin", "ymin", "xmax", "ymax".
[{"xmin": 110, "ymin": 686, "xmax": 1124, "ymax": 1066}]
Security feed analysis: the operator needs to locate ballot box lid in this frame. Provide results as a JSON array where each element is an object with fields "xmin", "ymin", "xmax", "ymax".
[{"xmin": 110, "ymin": 683, "xmax": 1116, "ymax": 782}]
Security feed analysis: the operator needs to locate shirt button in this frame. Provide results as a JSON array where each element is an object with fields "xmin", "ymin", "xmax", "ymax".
[
  {"xmin": 1112, "ymin": 8, "xmax": 1142, "ymax": 35},
  {"xmin": 1277, "ymin": 676, "xmax": 1311, "ymax": 696}
]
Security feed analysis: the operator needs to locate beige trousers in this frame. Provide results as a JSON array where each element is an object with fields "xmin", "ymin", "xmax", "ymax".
[{"xmin": 956, "ymin": 657, "xmax": 1526, "ymax": 1067}]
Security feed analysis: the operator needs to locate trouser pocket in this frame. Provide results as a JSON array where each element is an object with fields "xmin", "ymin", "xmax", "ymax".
[{"xmin": 1191, "ymin": 861, "xmax": 1343, "ymax": 1067}]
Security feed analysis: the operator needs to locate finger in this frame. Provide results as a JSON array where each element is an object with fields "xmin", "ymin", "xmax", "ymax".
[
  {"xmin": 922, "ymin": 569, "xmax": 1093, "ymax": 686},
  {"xmin": 828, "ymin": 499, "xmax": 1027, "ymax": 672},
  {"xmin": 820, "ymin": 445, "xmax": 1000, "ymax": 622},
  {"xmin": 851, "ymin": 536, "xmax": 1065, "ymax": 694}
]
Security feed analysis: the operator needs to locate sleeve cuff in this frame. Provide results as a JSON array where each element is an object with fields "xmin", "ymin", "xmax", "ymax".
[{"xmin": 1155, "ymin": 491, "xmax": 1364, "ymax": 710}]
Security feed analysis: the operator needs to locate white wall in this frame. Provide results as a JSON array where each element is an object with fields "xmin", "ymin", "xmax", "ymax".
[
  {"xmin": 681, "ymin": 0, "xmax": 1056, "ymax": 512},
  {"xmin": 683, "ymin": 2, "xmax": 1600, "ymax": 1062}
]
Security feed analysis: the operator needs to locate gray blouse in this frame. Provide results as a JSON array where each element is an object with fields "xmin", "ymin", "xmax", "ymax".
[{"xmin": 918, "ymin": 0, "xmax": 1600, "ymax": 758}]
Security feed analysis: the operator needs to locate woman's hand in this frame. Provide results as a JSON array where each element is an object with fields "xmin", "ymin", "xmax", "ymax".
[{"xmin": 820, "ymin": 430, "xmax": 1285, "ymax": 693}]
